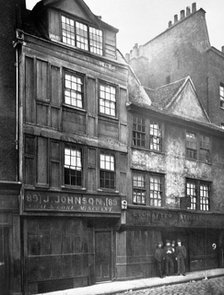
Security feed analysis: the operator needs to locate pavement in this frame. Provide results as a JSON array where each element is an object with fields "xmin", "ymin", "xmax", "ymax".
[{"xmin": 38, "ymin": 268, "xmax": 224, "ymax": 295}]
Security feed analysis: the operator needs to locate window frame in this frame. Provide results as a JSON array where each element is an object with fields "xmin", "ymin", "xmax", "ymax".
[
  {"xmin": 98, "ymin": 81, "xmax": 117, "ymax": 118},
  {"xmin": 186, "ymin": 178, "xmax": 210, "ymax": 212},
  {"xmin": 219, "ymin": 83, "xmax": 224, "ymax": 109},
  {"xmin": 99, "ymin": 151, "xmax": 116, "ymax": 190},
  {"xmin": 132, "ymin": 170, "xmax": 164, "ymax": 207},
  {"xmin": 185, "ymin": 130, "xmax": 211, "ymax": 164},
  {"xmin": 132, "ymin": 114, "xmax": 163, "ymax": 152},
  {"xmin": 63, "ymin": 70, "xmax": 85, "ymax": 110},
  {"xmin": 63, "ymin": 145, "xmax": 83, "ymax": 187},
  {"xmin": 61, "ymin": 14, "xmax": 104, "ymax": 56}
]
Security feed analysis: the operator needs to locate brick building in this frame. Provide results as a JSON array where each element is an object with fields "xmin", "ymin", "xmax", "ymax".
[{"xmin": 127, "ymin": 3, "xmax": 224, "ymax": 127}]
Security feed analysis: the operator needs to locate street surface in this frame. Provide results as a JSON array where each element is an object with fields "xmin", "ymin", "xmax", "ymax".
[{"xmin": 116, "ymin": 276, "xmax": 224, "ymax": 295}]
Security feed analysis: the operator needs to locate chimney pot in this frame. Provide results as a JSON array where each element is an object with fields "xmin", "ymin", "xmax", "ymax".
[
  {"xmin": 180, "ymin": 10, "xmax": 185, "ymax": 19},
  {"xmin": 186, "ymin": 6, "xmax": 191, "ymax": 16},
  {"xmin": 192, "ymin": 2, "xmax": 197, "ymax": 13},
  {"xmin": 168, "ymin": 20, "xmax": 172, "ymax": 28},
  {"xmin": 174, "ymin": 14, "xmax": 178, "ymax": 23},
  {"xmin": 222, "ymin": 46, "xmax": 224, "ymax": 53}
]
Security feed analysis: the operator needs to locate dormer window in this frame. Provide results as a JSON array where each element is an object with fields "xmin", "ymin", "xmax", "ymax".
[{"xmin": 61, "ymin": 15, "xmax": 103, "ymax": 55}]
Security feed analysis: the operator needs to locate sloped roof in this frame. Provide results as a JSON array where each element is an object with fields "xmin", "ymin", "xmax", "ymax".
[{"xmin": 145, "ymin": 77, "xmax": 187, "ymax": 110}]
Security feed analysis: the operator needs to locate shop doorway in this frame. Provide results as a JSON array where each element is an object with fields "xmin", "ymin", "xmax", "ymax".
[
  {"xmin": 161, "ymin": 229, "xmax": 190, "ymax": 272},
  {"xmin": 95, "ymin": 230, "xmax": 112, "ymax": 282},
  {"xmin": 0, "ymin": 227, "xmax": 9, "ymax": 295}
]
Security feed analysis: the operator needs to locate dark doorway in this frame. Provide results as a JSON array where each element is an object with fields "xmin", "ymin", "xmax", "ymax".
[
  {"xmin": 95, "ymin": 231, "xmax": 112, "ymax": 282},
  {"xmin": 0, "ymin": 227, "xmax": 9, "ymax": 295}
]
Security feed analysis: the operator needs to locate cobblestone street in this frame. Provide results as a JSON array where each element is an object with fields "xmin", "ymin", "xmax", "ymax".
[{"xmin": 116, "ymin": 276, "xmax": 224, "ymax": 295}]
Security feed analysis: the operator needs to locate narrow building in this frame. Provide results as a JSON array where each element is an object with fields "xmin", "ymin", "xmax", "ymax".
[{"xmin": 16, "ymin": 0, "xmax": 129, "ymax": 293}]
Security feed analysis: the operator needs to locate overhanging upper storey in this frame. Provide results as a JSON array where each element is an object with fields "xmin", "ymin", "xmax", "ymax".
[{"xmin": 23, "ymin": 0, "xmax": 118, "ymax": 60}]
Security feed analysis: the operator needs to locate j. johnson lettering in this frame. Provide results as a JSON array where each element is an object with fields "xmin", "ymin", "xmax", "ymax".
[{"xmin": 24, "ymin": 191, "xmax": 120, "ymax": 214}]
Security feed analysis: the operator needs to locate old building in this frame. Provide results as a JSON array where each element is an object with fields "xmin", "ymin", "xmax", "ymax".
[
  {"xmin": 0, "ymin": 1, "xmax": 25, "ymax": 294},
  {"xmin": 127, "ymin": 3, "xmax": 224, "ymax": 127},
  {"xmin": 121, "ymin": 76, "xmax": 224, "ymax": 279},
  {"xmin": 1, "ymin": 0, "xmax": 224, "ymax": 294},
  {"xmin": 15, "ymin": 0, "xmax": 129, "ymax": 293}
]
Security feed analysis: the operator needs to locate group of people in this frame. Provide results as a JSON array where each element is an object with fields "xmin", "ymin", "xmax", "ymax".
[{"xmin": 154, "ymin": 239, "xmax": 187, "ymax": 278}]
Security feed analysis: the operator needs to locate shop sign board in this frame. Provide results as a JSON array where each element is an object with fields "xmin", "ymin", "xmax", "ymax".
[
  {"xmin": 24, "ymin": 190, "xmax": 121, "ymax": 214},
  {"xmin": 126, "ymin": 207, "xmax": 224, "ymax": 228}
]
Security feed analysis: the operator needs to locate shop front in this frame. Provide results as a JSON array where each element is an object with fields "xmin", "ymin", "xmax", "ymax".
[
  {"xmin": 22, "ymin": 190, "xmax": 121, "ymax": 294},
  {"xmin": 119, "ymin": 207, "xmax": 224, "ymax": 279}
]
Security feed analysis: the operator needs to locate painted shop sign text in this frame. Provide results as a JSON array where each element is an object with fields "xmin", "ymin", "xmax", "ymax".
[{"xmin": 24, "ymin": 191, "xmax": 120, "ymax": 214}]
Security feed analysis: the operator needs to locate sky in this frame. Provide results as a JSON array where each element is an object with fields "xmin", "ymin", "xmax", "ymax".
[{"xmin": 26, "ymin": 0, "xmax": 224, "ymax": 55}]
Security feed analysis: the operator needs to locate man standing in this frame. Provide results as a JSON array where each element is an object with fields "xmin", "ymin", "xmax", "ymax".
[
  {"xmin": 176, "ymin": 238, "xmax": 187, "ymax": 276},
  {"xmin": 154, "ymin": 241, "xmax": 164, "ymax": 278},
  {"xmin": 164, "ymin": 240, "xmax": 174, "ymax": 276}
]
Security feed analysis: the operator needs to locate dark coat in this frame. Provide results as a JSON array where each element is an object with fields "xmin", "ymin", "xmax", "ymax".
[
  {"xmin": 154, "ymin": 247, "xmax": 164, "ymax": 262},
  {"xmin": 176, "ymin": 245, "xmax": 187, "ymax": 259}
]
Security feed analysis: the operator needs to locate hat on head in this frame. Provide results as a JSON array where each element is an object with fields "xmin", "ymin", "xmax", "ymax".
[
  {"xmin": 177, "ymin": 238, "xmax": 181, "ymax": 242},
  {"xmin": 166, "ymin": 240, "xmax": 170, "ymax": 244},
  {"xmin": 158, "ymin": 241, "xmax": 163, "ymax": 245}
]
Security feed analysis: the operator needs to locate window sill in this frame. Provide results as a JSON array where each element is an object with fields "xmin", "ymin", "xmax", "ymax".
[
  {"xmin": 62, "ymin": 103, "xmax": 87, "ymax": 113},
  {"xmin": 131, "ymin": 146, "xmax": 164, "ymax": 155},
  {"xmin": 97, "ymin": 188, "xmax": 119, "ymax": 194},
  {"xmin": 185, "ymin": 158, "xmax": 212, "ymax": 165},
  {"xmin": 98, "ymin": 113, "xmax": 119, "ymax": 122},
  {"xmin": 61, "ymin": 185, "xmax": 87, "ymax": 191}
]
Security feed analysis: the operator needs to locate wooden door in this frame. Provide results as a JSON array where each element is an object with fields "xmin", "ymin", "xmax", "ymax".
[
  {"xmin": 95, "ymin": 231, "xmax": 112, "ymax": 282},
  {"xmin": 0, "ymin": 228, "xmax": 9, "ymax": 295}
]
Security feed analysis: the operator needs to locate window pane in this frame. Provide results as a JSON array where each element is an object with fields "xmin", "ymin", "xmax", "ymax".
[
  {"xmin": 149, "ymin": 121, "xmax": 161, "ymax": 151},
  {"xmin": 149, "ymin": 175, "xmax": 162, "ymax": 207},
  {"xmin": 61, "ymin": 16, "xmax": 75, "ymax": 46},
  {"xmin": 90, "ymin": 27, "xmax": 103, "ymax": 55},
  {"xmin": 99, "ymin": 84, "xmax": 116, "ymax": 117},
  {"xmin": 76, "ymin": 21, "xmax": 88, "ymax": 51},
  {"xmin": 132, "ymin": 116, "xmax": 146, "ymax": 147},
  {"xmin": 64, "ymin": 147, "xmax": 82, "ymax": 186},
  {"xmin": 64, "ymin": 73, "xmax": 83, "ymax": 108}
]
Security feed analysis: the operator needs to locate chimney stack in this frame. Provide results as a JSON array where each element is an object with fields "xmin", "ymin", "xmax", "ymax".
[
  {"xmin": 192, "ymin": 2, "xmax": 197, "ymax": 13},
  {"xmin": 174, "ymin": 14, "xmax": 178, "ymax": 23},
  {"xmin": 186, "ymin": 6, "xmax": 191, "ymax": 16},
  {"xmin": 180, "ymin": 10, "xmax": 185, "ymax": 20},
  {"xmin": 168, "ymin": 20, "xmax": 172, "ymax": 28}
]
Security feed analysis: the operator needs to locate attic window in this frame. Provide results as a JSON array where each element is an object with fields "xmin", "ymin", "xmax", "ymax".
[{"xmin": 61, "ymin": 15, "xmax": 103, "ymax": 55}]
